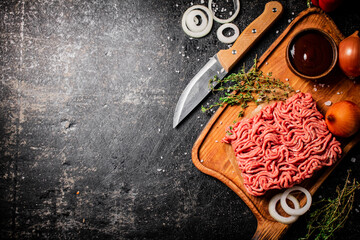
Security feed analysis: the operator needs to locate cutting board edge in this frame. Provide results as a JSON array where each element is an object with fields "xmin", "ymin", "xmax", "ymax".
[
  {"xmin": 259, "ymin": 7, "xmax": 345, "ymax": 64},
  {"xmin": 191, "ymin": 6, "xmax": 357, "ymax": 240}
]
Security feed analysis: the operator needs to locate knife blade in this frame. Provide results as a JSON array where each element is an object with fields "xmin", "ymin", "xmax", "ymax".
[{"xmin": 173, "ymin": 1, "xmax": 283, "ymax": 128}]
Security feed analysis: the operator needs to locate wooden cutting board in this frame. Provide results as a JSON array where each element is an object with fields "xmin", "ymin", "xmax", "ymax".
[{"xmin": 192, "ymin": 7, "xmax": 360, "ymax": 240}]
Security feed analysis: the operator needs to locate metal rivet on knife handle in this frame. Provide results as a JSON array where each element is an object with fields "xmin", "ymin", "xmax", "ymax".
[
  {"xmin": 216, "ymin": 1, "xmax": 283, "ymax": 73},
  {"xmin": 173, "ymin": 1, "xmax": 283, "ymax": 128}
]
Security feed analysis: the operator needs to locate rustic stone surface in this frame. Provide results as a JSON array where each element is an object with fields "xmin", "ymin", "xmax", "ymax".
[{"xmin": 1, "ymin": 0, "xmax": 359, "ymax": 239}]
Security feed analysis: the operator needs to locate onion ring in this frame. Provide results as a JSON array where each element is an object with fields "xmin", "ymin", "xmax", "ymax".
[
  {"xmin": 216, "ymin": 23, "xmax": 240, "ymax": 44},
  {"xmin": 181, "ymin": 5, "xmax": 213, "ymax": 38},
  {"xmin": 269, "ymin": 193, "xmax": 300, "ymax": 225},
  {"xmin": 281, "ymin": 186, "xmax": 312, "ymax": 216},
  {"xmin": 185, "ymin": 9, "xmax": 208, "ymax": 33},
  {"xmin": 208, "ymin": 0, "xmax": 240, "ymax": 24}
]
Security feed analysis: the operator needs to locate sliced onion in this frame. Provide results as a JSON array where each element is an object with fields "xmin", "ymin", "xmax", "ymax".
[
  {"xmin": 216, "ymin": 23, "xmax": 240, "ymax": 44},
  {"xmin": 185, "ymin": 9, "xmax": 208, "ymax": 33},
  {"xmin": 280, "ymin": 186, "xmax": 312, "ymax": 216},
  {"xmin": 269, "ymin": 193, "xmax": 300, "ymax": 224},
  {"xmin": 208, "ymin": 0, "xmax": 240, "ymax": 24},
  {"xmin": 181, "ymin": 5, "xmax": 213, "ymax": 38}
]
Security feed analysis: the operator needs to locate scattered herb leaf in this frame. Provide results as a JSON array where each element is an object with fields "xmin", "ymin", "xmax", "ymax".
[
  {"xmin": 201, "ymin": 58, "xmax": 294, "ymax": 116},
  {"xmin": 299, "ymin": 170, "xmax": 360, "ymax": 240}
]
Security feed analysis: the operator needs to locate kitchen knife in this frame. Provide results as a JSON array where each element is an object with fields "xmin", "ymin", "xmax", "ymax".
[{"xmin": 173, "ymin": 1, "xmax": 283, "ymax": 128}]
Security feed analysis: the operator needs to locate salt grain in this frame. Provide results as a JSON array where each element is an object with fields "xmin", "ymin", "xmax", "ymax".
[
  {"xmin": 313, "ymin": 88, "xmax": 317, "ymax": 92},
  {"xmin": 351, "ymin": 157, "xmax": 356, "ymax": 163},
  {"xmin": 325, "ymin": 101, "xmax": 332, "ymax": 106},
  {"xmin": 285, "ymin": 78, "xmax": 289, "ymax": 81},
  {"xmin": 200, "ymin": 159, "xmax": 204, "ymax": 163}
]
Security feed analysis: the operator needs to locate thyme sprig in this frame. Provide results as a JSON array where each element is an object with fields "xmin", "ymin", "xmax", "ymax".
[
  {"xmin": 201, "ymin": 58, "xmax": 293, "ymax": 115},
  {"xmin": 300, "ymin": 170, "xmax": 360, "ymax": 240}
]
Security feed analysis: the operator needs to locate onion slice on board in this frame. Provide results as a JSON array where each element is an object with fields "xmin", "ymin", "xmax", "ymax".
[
  {"xmin": 185, "ymin": 9, "xmax": 208, "ymax": 32},
  {"xmin": 269, "ymin": 193, "xmax": 300, "ymax": 224},
  {"xmin": 281, "ymin": 186, "xmax": 312, "ymax": 216},
  {"xmin": 181, "ymin": 5, "xmax": 213, "ymax": 38},
  {"xmin": 216, "ymin": 23, "xmax": 240, "ymax": 43},
  {"xmin": 208, "ymin": 0, "xmax": 240, "ymax": 24}
]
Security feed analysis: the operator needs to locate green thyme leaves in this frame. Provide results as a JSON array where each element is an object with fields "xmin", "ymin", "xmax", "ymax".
[
  {"xmin": 201, "ymin": 58, "xmax": 294, "ymax": 116},
  {"xmin": 300, "ymin": 170, "xmax": 360, "ymax": 240}
]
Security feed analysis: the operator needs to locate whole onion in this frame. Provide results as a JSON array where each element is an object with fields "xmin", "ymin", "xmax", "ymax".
[
  {"xmin": 325, "ymin": 101, "xmax": 360, "ymax": 138},
  {"xmin": 338, "ymin": 31, "xmax": 360, "ymax": 79}
]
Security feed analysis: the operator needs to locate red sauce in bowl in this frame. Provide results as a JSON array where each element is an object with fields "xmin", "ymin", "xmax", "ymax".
[{"xmin": 288, "ymin": 29, "xmax": 334, "ymax": 77}]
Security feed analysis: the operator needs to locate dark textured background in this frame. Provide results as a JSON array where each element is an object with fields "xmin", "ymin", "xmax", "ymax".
[{"xmin": 1, "ymin": 0, "xmax": 360, "ymax": 239}]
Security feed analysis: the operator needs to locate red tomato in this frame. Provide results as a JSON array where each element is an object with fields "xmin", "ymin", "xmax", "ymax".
[
  {"xmin": 311, "ymin": 0, "xmax": 319, "ymax": 6},
  {"xmin": 311, "ymin": 0, "xmax": 342, "ymax": 12}
]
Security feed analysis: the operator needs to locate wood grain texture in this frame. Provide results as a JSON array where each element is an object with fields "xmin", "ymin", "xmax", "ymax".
[
  {"xmin": 192, "ymin": 7, "xmax": 359, "ymax": 240},
  {"xmin": 217, "ymin": 1, "xmax": 283, "ymax": 72}
]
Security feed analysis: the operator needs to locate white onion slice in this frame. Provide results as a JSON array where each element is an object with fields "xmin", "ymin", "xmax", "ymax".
[
  {"xmin": 185, "ymin": 9, "xmax": 208, "ymax": 33},
  {"xmin": 269, "ymin": 193, "xmax": 300, "ymax": 225},
  {"xmin": 281, "ymin": 186, "xmax": 312, "ymax": 216},
  {"xmin": 208, "ymin": 0, "xmax": 240, "ymax": 24},
  {"xmin": 216, "ymin": 23, "xmax": 240, "ymax": 44},
  {"xmin": 181, "ymin": 5, "xmax": 213, "ymax": 38}
]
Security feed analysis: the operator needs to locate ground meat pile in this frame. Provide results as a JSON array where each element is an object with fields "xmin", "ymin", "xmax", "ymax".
[{"xmin": 222, "ymin": 93, "xmax": 342, "ymax": 196}]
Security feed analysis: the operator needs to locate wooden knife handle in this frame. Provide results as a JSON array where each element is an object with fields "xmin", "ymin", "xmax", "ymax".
[{"xmin": 217, "ymin": 1, "xmax": 283, "ymax": 72}]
